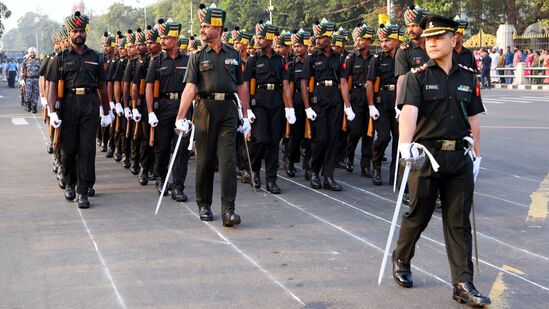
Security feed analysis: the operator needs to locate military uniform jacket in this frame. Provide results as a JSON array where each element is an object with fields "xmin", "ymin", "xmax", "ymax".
[
  {"xmin": 452, "ymin": 47, "xmax": 477, "ymax": 71},
  {"xmin": 113, "ymin": 57, "xmax": 129, "ymax": 82},
  {"xmin": 302, "ymin": 49, "xmax": 349, "ymax": 84},
  {"xmin": 286, "ymin": 56, "xmax": 306, "ymax": 99},
  {"xmin": 184, "ymin": 43, "xmax": 244, "ymax": 95},
  {"xmin": 395, "ymin": 40, "xmax": 429, "ymax": 76},
  {"xmin": 346, "ymin": 50, "xmax": 374, "ymax": 88},
  {"xmin": 39, "ymin": 53, "xmax": 54, "ymax": 77},
  {"xmin": 106, "ymin": 56, "xmax": 119, "ymax": 82},
  {"xmin": 21, "ymin": 57, "xmax": 41, "ymax": 78},
  {"xmin": 398, "ymin": 59, "xmax": 484, "ymax": 141},
  {"xmin": 245, "ymin": 50, "xmax": 287, "ymax": 108},
  {"xmin": 46, "ymin": 45, "xmax": 106, "ymax": 89},
  {"xmin": 146, "ymin": 51, "xmax": 189, "ymax": 94}
]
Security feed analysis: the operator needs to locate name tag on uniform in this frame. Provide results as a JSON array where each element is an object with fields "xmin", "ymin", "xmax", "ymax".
[
  {"xmin": 295, "ymin": 69, "xmax": 302, "ymax": 73},
  {"xmin": 84, "ymin": 61, "xmax": 98, "ymax": 65},
  {"xmin": 257, "ymin": 63, "xmax": 265, "ymax": 68},
  {"xmin": 425, "ymin": 85, "xmax": 440, "ymax": 90},
  {"xmin": 458, "ymin": 85, "xmax": 472, "ymax": 92},
  {"xmin": 315, "ymin": 61, "xmax": 324, "ymax": 66},
  {"xmin": 200, "ymin": 60, "xmax": 212, "ymax": 71},
  {"xmin": 225, "ymin": 58, "xmax": 238, "ymax": 65},
  {"xmin": 159, "ymin": 66, "xmax": 168, "ymax": 71},
  {"xmin": 176, "ymin": 66, "xmax": 187, "ymax": 70}
]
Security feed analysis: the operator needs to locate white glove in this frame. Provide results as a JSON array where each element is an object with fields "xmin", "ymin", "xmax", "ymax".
[
  {"xmin": 101, "ymin": 113, "xmax": 112, "ymax": 127},
  {"xmin": 124, "ymin": 107, "xmax": 132, "ymax": 119},
  {"xmin": 109, "ymin": 101, "xmax": 115, "ymax": 112},
  {"xmin": 238, "ymin": 118, "xmax": 251, "ymax": 134},
  {"xmin": 473, "ymin": 157, "xmax": 482, "ymax": 182},
  {"xmin": 394, "ymin": 106, "xmax": 401, "ymax": 119},
  {"xmin": 115, "ymin": 103, "xmax": 123, "ymax": 116},
  {"xmin": 305, "ymin": 107, "xmax": 317, "ymax": 121},
  {"xmin": 48, "ymin": 111, "xmax": 62, "ymax": 128},
  {"xmin": 40, "ymin": 97, "xmax": 47, "ymax": 108},
  {"xmin": 148, "ymin": 112, "xmax": 158, "ymax": 127},
  {"xmin": 247, "ymin": 109, "xmax": 256, "ymax": 123},
  {"xmin": 285, "ymin": 108, "xmax": 296, "ymax": 124},
  {"xmin": 369, "ymin": 105, "xmax": 380, "ymax": 120},
  {"xmin": 19, "ymin": 79, "xmax": 25, "ymax": 87},
  {"xmin": 344, "ymin": 106, "xmax": 355, "ymax": 121},
  {"xmin": 175, "ymin": 118, "xmax": 191, "ymax": 134},
  {"xmin": 132, "ymin": 108, "xmax": 141, "ymax": 122},
  {"xmin": 109, "ymin": 110, "xmax": 116, "ymax": 122},
  {"xmin": 399, "ymin": 143, "xmax": 420, "ymax": 160}
]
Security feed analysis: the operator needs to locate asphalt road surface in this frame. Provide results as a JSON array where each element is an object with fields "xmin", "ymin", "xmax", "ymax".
[{"xmin": 1, "ymin": 85, "xmax": 548, "ymax": 308}]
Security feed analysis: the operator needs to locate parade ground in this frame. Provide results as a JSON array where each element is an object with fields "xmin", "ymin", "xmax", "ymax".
[{"xmin": 1, "ymin": 85, "xmax": 548, "ymax": 308}]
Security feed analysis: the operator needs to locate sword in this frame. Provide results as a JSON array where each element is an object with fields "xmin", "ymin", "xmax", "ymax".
[
  {"xmin": 154, "ymin": 129, "xmax": 184, "ymax": 215},
  {"xmin": 463, "ymin": 136, "xmax": 480, "ymax": 275},
  {"xmin": 234, "ymin": 92, "xmax": 256, "ymax": 191}
]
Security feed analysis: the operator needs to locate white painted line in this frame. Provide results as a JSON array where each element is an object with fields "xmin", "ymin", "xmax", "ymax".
[
  {"xmin": 479, "ymin": 166, "xmax": 539, "ymax": 183},
  {"xmin": 11, "ymin": 117, "xmax": 29, "ymax": 125},
  {"xmin": 182, "ymin": 204, "xmax": 306, "ymax": 306},
  {"xmin": 475, "ymin": 192, "xmax": 529, "ymax": 208}
]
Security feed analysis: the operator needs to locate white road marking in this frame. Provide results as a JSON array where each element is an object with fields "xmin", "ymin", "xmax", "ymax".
[
  {"xmin": 479, "ymin": 167, "xmax": 539, "ymax": 182},
  {"xmin": 11, "ymin": 117, "xmax": 28, "ymax": 125}
]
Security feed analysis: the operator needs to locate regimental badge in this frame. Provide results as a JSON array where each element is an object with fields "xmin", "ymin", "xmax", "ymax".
[
  {"xmin": 225, "ymin": 58, "xmax": 238, "ymax": 65},
  {"xmin": 429, "ymin": 22, "xmax": 434, "ymax": 28},
  {"xmin": 458, "ymin": 85, "xmax": 472, "ymax": 92}
]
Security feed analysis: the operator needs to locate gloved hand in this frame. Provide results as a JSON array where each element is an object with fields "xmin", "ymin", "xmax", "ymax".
[
  {"xmin": 40, "ymin": 97, "xmax": 47, "ymax": 108},
  {"xmin": 399, "ymin": 143, "xmax": 420, "ymax": 160},
  {"xmin": 305, "ymin": 107, "xmax": 317, "ymax": 121},
  {"xmin": 247, "ymin": 109, "xmax": 256, "ymax": 123},
  {"xmin": 285, "ymin": 108, "xmax": 296, "ymax": 124},
  {"xmin": 238, "ymin": 118, "xmax": 251, "ymax": 134},
  {"xmin": 344, "ymin": 106, "xmax": 355, "ymax": 121},
  {"xmin": 132, "ymin": 108, "xmax": 141, "ymax": 122},
  {"xmin": 124, "ymin": 107, "xmax": 132, "ymax": 119},
  {"xmin": 101, "ymin": 113, "xmax": 112, "ymax": 127},
  {"xmin": 175, "ymin": 118, "xmax": 191, "ymax": 134},
  {"xmin": 394, "ymin": 106, "xmax": 401, "ymax": 119},
  {"xmin": 48, "ymin": 111, "xmax": 62, "ymax": 128},
  {"xmin": 473, "ymin": 157, "xmax": 482, "ymax": 182},
  {"xmin": 109, "ymin": 101, "xmax": 115, "ymax": 112},
  {"xmin": 19, "ymin": 79, "xmax": 25, "ymax": 87},
  {"xmin": 369, "ymin": 105, "xmax": 380, "ymax": 120},
  {"xmin": 115, "ymin": 103, "xmax": 124, "ymax": 116},
  {"xmin": 148, "ymin": 112, "xmax": 159, "ymax": 127}
]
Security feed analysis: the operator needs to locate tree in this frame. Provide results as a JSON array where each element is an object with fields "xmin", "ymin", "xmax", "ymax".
[
  {"xmin": 0, "ymin": 1, "xmax": 11, "ymax": 39},
  {"xmin": 1, "ymin": 12, "xmax": 59, "ymax": 54}
]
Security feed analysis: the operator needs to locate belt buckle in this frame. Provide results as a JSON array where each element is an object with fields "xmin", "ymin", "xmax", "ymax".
[
  {"xmin": 266, "ymin": 84, "xmax": 275, "ymax": 91},
  {"xmin": 169, "ymin": 93, "xmax": 178, "ymax": 100},
  {"xmin": 441, "ymin": 140, "xmax": 456, "ymax": 151},
  {"xmin": 75, "ymin": 88, "xmax": 85, "ymax": 95},
  {"xmin": 387, "ymin": 85, "xmax": 395, "ymax": 91},
  {"xmin": 214, "ymin": 93, "xmax": 225, "ymax": 101},
  {"xmin": 325, "ymin": 80, "xmax": 333, "ymax": 87}
]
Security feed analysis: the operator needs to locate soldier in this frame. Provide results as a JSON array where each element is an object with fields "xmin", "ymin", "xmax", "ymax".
[
  {"xmin": 145, "ymin": 20, "xmax": 191, "ymax": 202},
  {"xmin": 20, "ymin": 47, "xmax": 41, "ymax": 113},
  {"xmin": 46, "ymin": 11, "xmax": 112, "ymax": 208},
  {"xmin": 369, "ymin": 23, "xmax": 405, "ymax": 185},
  {"xmin": 344, "ymin": 24, "xmax": 376, "ymax": 177},
  {"xmin": 245, "ymin": 20, "xmax": 295, "ymax": 194},
  {"xmin": 392, "ymin": 15, "xmax": 490, "ymax": 307},
  {"xmin": 104, "ymin": 32, "xmax": 124, "ymax": 159},
  {"xmin": 97, "ymin": 32, "xmax": 116, "ymax": 153},
  {"xmin": 332, "ymin": 28, "xmax": 350, "ymax": 169},
  {"xmin": 122, "ymin": 29, "xmax": 141, "ymax": 175},
  {"xmin": 113, "ymin": 35, "xmax": 131, "ymax": 166},
  {"xmin": 452, "ymin": 16, "xmax": 477, "ymax": 70},
  {"xmin": 175, "ymin": 3, "xmax": 250, "ymax": 226},
  {"xmin": 300, "ymin": 18, "xmax": 355, "ymax": 191},
  {"xmin": 40, "ymin": 34, "xmax": 59, "ymax": 154}
]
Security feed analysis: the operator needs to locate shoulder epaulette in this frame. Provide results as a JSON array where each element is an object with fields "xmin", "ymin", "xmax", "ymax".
[
  {"xmin": 400, "ymin": 43, "xmax": 410, "ymax": 50},
  {"xmin": 458, "ymin": 64, "xmax": 477, "ymax": 74},
  {"xmin": 411, "ymin": 63, "xmax": 429, "ymax": 74}
]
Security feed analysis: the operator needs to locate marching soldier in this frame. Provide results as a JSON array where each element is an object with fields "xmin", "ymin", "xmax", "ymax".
[
  {"xmin": 175, "ymin": 3, "xmax": 250, "ymax": 226},
  {"xmin": 113, "ymin": 35, "xmax": 131, "ymax": 166},
  {"xmin": 245, "ymin": 20, "xmax": 295, "ymax": 194},
  {"xmin": 452, "ymin": 16, "xmax": 477, "ymax": 70},
  {"xmin": 97, "ymin": 32, "xmax": 116, "ymax": 153},
  {"xmin": 344, "ymin": 24, "xmax": 376, "ymax": 177},
  {"xmin": 145, "ymin": 20, "xmax": 191, "ymax": 202},
  {"xmin": 46, "ymin": 11, "xmax": 112, "ymax": 208},
  {"xmin": 392, "ymin": 15, "xmax": 490, "ymax": 307},
  {"xmin": 301, "ymin": 18, "xmax": 355, "ymax": 191},
  {"xmin": 178, "ymin": 36, "xmax": 189, "ymax": 55},
  {"xmin": 20, "ymin": 47, "xmax": 41, "ymax": 113},
  {"xmin": 122, "ymin": 29, "xmax": 141, "ymax": 175},
  {"xmin": 369, "ymin": 23, "xmax": 405, "ymax": 185}
]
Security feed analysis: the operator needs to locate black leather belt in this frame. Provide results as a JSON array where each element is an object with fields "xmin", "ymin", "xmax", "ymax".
[
  {"xmin": 66, "ymin": 87, "xmax": 97, "ymax": 95},
  {"xmin": 257, "ymin": 83, "xmax": 282, "ymax": 90},
  {"xmin": 160, "ymin": 92, "xmax": 181, "ymax": 100},
  {"xmin": 316, "ymin": 80, "xmax": 339, "ymax": 87},
  {"xmin": 420, "ymin": 139, "xmax": 467, "ymax": 151},
  {"xmin": 352, "ymin": 83, "xmax": 365, "ymax": 89},
  {"xmin": 381, "ymin": 84, "xmax": 396, "ymax": 91},
  {"xmin": 200, "ymin": 93, "xmax": 233, "ymax": 101}
]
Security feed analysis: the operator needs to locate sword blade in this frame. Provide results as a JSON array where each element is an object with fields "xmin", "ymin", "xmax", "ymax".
[
  {"xmin": 155, "ymin": 132, "xmax": 183, "ymax": 215},
  {"xmin": 472, "ymin": 199, "xmax": 480, "ymax": 275},
  {"xmin": 378, "ymin": 162, "xmax": 411, "ymax": 285},
  {"xmin": 187, "ymin": 124, "xmax": 195, "ymax": 151}
]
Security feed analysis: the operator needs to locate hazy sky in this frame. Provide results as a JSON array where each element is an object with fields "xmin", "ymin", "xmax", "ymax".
[{"xmin": 2, "ymin": 0, "xmax": 157, "ymax": 31}]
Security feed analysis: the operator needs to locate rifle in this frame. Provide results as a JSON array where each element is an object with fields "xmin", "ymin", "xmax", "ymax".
[{"xmin": 149, "ymin": 80, "xmax": 160, "ymax": 147}]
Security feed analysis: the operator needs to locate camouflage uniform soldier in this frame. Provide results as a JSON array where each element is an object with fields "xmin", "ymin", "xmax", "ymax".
[{"xmin": 20, "ymin": 47, "xmax": 42, "ymax": 113}]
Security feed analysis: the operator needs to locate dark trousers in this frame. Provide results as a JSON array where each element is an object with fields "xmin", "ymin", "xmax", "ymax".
[
  {"xmin": 154, "ymin": 98, "xmax": 190, "ymax": 190},
  {"xmin": 137, "ymin": 100, "xmax": 154, "ymax": 173},
  {"xmin": 481, "ymin": 70, "xmax": 491, "ymax": 88},
  {"xmin": 286, "ymin": 94, "xmax": 307, "ymax": 168},
  {"xmin": 346, "ymin": 88, "xmax": 372, "ymax": 169},
  {"xmin": 194, "ymin": 98, "xmax": 238, "ymax": 213},
  {"xmin": 129, "ymin": 116, "xmax": 141, "ymax": 166},
  {"xmin": 59, "ymin": 93, "xmax": 99, "ymax": 194},
  {"xmin": 236, "ymin": 133, "xmax": 250, "ymax": 171},
  {"xmin": 8, "ymin": 71, "xmax": 16, "ymax": 88},
  {"xmin": 372, "ymin": 91, "xmax": 398, "ymax": 180},
  {"xmin": 395, "ymin": 149, "xmax": 474, "ymax": 284}
]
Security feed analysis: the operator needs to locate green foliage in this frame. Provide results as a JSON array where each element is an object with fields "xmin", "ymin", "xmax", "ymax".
[
  {"xmin": 1, "ymin": 12, "xmax": 59, "ymax": 54},
  {"xmin": 0, "ymin": 1, "xmax": 11, "ymax": 39}
]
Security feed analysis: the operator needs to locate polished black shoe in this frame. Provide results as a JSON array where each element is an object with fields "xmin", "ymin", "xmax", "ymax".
[
  {"xmin": 435, "ymin": 195, "xmax": 442, "ymax": 209},
  {"xmin": 392, "ymin": 251, "xmax": 413, "ymax": 288},
  {"xmin": 58, "ymin": 178, "xmax": 66, "ymax": 190},
  {"xmin": 284, "ymin": 160, "xmax": 296, "ymax": 177},
  {"xmin": 113, "ymin": 152, "xmax": 122, "ymax": 162},
  {"xmin": 171, "ymin": 187, "xmax": 188, "ymax": 202},
  {"xmin": 138, "ymin": 171, "xmax": 149, "ymax": 185},
  {"xmin": 149, "ymin": 171, "xmax": 156, "ymax": 181},
  {"xmin": 46, "ymin": 144, "xmax": 54, "ymax": 154},
  {"xmin": 335, "ymin": 161, "xmax": 346, "ymax": 169},
  {"xmin": 453, "ymin": 282, "xmax": 491, "ymax": 307},
  {"xmin": 32, "ymin": 107, "xmax": 37, "ymax": 114},
  {"xmin": 64, "ymin": 186, "xmax": 76, "ymax": 201},
  {"xmin": 402, "ymin": 193, "xmax": 410, "ymax": 205},
  {"xmin": 100, "ymin": 143, "xmax": 107, "ymax": 152},
  {"xmin": 323, "ymin": 177, "xmax": 341, "ymax": 191},
  {"xmin": 266, "ymin": 180, "xmax": 281, "ymax": 194},
  {"xmin": 382, "ymin": 155, "xmax": 388, "ymax": 162},
  {"xmin": 304, "ymin": 169, "xmax": 311, "ymax": 181},
  {"xmin": 199, "ymin": 206, "xmax": 213, "ymax": 221},
  {"xmin": 105, "ymin": 149, "xmax": 114, "ymax": 158},
  {"xmin": 52, "ymin": 163, "xmax": 59, "ymax": 174},
  {"xmin": 361, "ymin": 167, "xmax": 374, "ymax": 178},
  {"xmin": 130, "ymin": 164, "xmax": 140, "ymax": 175},
  {"xmin": 310, "ymin": 172, "xmax": 321, "ymax": 189},
  {"xmin": 96, "ymin": 138, "xmax": 101, "ymax": 146},
  {"xmin": 77, "ymin": 193, "xmax": 90, "ymax": 209},
  {"xmin": 252, "ymin": 172, "xmax": 261, "ymax": 189},
  {"xmin": 240, "ymin": 169, "xmax": 251, "ymax": 184},
  {"xmin": 344, "ymin": 159, "xmax": 354, "ymax": 172},
  {"xmin": 122, "ymin": 158, "xmax": 131, "ymax": 169},
  {"xmin": 156, "ymin": 179, "xmax": 169, "ymax": 196},
  {"xmin": 87, "ymin": 187, "xmax": 95, "ymax": 197},
  {"xmin": 372, "ymin": 169, "xmax": 383, "ymax": 186},
  {"xmin": 222, "ymin": 211, "xmax": 241, "ymax": 227}
]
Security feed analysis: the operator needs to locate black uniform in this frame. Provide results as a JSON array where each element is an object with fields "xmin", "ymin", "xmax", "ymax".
[
  {"xmin": 113, "ymin": 56, "xmax": 130, "ymax": 163},
  {"xmin": 285, "ymin": 56, "xmax": 309, "ymax": 171},
  {"xmin": 146, "ymin": 51, "xmax": 191, "ymax": 192},
  {"xmin": 184, "ymin": 43, "xmax": 243, "ymax": 213},
  {"xmin": 123, "ymin": 56, "xmax": 140, "ymax": 170},
  {"xmin": 301, "ymin": 49, "xmax": 348, "ymax": 178},
  {"xmin": 105, "ymin": 55, "xmax": 119, "ymax": 155},
  {"xmin": 245, "ymin": 50, "xmax": 287, "ymax": 185},
  {"xmin": 395, "ymin": 40, "xmax": 429, "ymax": 76},
  {"xmin": 370, "ymin": 51, "xmax": 399, "ymax": 183},
  {"xmin": 395, "ymin": 59, "xmax": 484, "ymax": 284},
  {"xmin": 345, "ymin": 50, "xmax": 374, "ymax": 173},
  {"xmin": 133, "ymin": 54, "xmax": 154, "ymax": 179},
  {"xmin": 46, "ymin": 46, "xmax": 105, "ymax": 195},
  {"xmin": 453, "ymin": 47, "xmax": 477, "ymax": 71}
]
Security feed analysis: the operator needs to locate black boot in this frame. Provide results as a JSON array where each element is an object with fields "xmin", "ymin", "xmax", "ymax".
[
  {"xmin": 284, "ymin": 160, "xmax": 296, "ymax": 177},
  {"xmin": 240, "ymin": 169, "xmax": 251, "ymax": 184},
  {"xmin": 156, "ymin": 179, "xmax": 169, "ymax": 196},
  {"xmin": 31, "ymin": 106, "xmax": 37, "ymax": 114},
  {"xmin": 372, "ymin": 168, "xmax": 383, "ymax": 186},
  {"xmin": 222, "ymin": 211, "xmax": 241, "ymax": 227},
  {"xmin": 138, "ymin": 170, "xmax": 149, "ymax": 185},
  {"xmin": 266, "ymin": 180, "xmax": 281, "ymax": 194},
  {"xmin": 105, "ymin": 148, "xmax": 114, "ymax": 158},
  {"xmin": 323, "ymin": 177, "xmax": 341, "ymax": 191},
  {"xmin": 171, "ymin": 187, "xmax": 188, "ymax": 202},
  {"xmin": 310, "ymin": 172, "xmax": 321, "ymax": 189},
  {"xmin": 453, "ymin": 282, "xmax": 491, "ymax": 307},
  {"xmin": 87, "ymin": 187, "xmax": 95, "ymax": 197},
  {"xmin": 361, "ymin": 166, "xmax": 373, "ymax": 178},
  {"xmin": 46, "ymin": 143, "xmax": 53, "ymax": 154},
  {"xmin": 77, "ymin": 193, "xmax": 90, "ymax": 209},
  {"xmin": 100, "ymin": 143, "xmax": 107, "ymax": 152},
  {"xmin": 199, "ymin": 206, "xmax": 213, "ymax": 221},
  {"xmin": 122, "ymin": 156, "xmax": 131, "ymax": 168},
  {"xmin": 252, "ymin": 172, "xmax": 261, "ymax": 189},
  {"xmin": 344, "ymin": 158, "xmax": 354, "ymax": 172},
  {"xmin": 58, "ymin": 178, "xmax": 66, "ymax": 190},
  {"xmin": 392, "ymin": 251, "xmax": 413, "ymax": 288},
  {"xmin": 113, "ymin": 152, "xmax": 122, "ymax": 162},
  {"xmin": 130, "ymin": 164, "xmax": 140, "ymax": 175},
  {"xmin": 304, "ymin": 169, "xmax": 311, "ymax": 181},
  {"xmin": 64, "ymin": 186, "xmax": 76, "ymax": 201}
]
